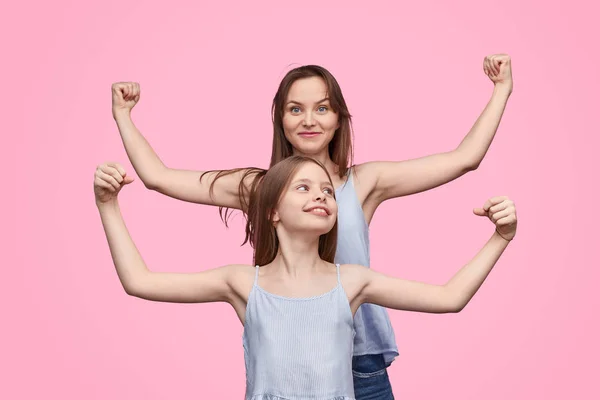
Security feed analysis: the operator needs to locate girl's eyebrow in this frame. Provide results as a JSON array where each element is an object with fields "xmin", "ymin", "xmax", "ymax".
[
  {"xmin": 291, "ymin": 178, "xmax": 333, "ymax": 186},
  {"xmin": 291, "ymin": 178, "xmax": 312, "ymax": 185}
]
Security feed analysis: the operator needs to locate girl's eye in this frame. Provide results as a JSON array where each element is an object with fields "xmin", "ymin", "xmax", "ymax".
[
  {"xmin": 318, "ymin": 106, "xmax": 328, "ymax": 112},
  {"xmin": 291, "ymin": 107, "xmax": 301, "ymax": 113},
  {"xmin": 323, "ymin": 187, "xmax": 333, "ymax": 195},
  {"xmin": 297, "ymin": 185, "xmax": 308, "ymax": 191}
]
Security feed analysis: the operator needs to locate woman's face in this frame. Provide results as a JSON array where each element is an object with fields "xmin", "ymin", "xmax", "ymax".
[{"xmin": 282, "ymin": 77, "xmax": 340, "ymax": 158}]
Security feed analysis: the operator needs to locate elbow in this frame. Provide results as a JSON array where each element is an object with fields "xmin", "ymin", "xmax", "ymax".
[
  {"xmin": 141, "ymin": 167, "xmax": 170, "ymax": 191},
  {"xmin": 449, "ymin": 301, "xmax": 466, "ymax": 313},
  {"xmin": 466, "ymin": 159, "xmax": 481, "ymax": 172},
  {"xmin": 124, "ymin": 284, "xmax": 149, "ymax": 300},
  {"xmin": 443, "ymin": 292, "xmax": 468, "ymax": 313},
  {"xmin": 121, "ymin": 277, "xmax": 148, "ymax": 299},
  {"xmin": 123, "ymin": 282, "xmax": 141, "ymax": 298},
  {"xmin": 438, "ymin": 301, "xmax": 463, "ymax": 313},
  {"xmin": 123, "ymin": 284, "xmax": 139, "ymax": 297},
  {"xmin": 441, "ymin": 284, "xmax": 472, "ymax": 313},
  {"xmin": 143, "ymin": 181, "xmax": 159, "ymax": 191},
  {"xmin": 454, "ymin": 149, "xmax": 481, "ymax": 172},
  {"xmin": 117, "ymin": 269, "xmax": 152, "ymax": 298},
  {"xmin": 441, "ymin": 302, "xmax": 465, "ymax": 314},
  {"xmin": 462, "ymin": 155, "xmax": 481, "ymax": 172},
  {"xmin": 141, "ymin": 176, "xmax": 161, "ymax": 191}
]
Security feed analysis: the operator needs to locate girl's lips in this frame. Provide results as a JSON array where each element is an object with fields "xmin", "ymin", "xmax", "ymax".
[{"xmin": 304, "ymin": 206, "xmax": 331, "ymax": 216}]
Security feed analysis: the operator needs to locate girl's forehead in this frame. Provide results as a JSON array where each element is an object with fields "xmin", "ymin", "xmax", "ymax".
[{"xmin": 293, "ymin": 163, "xmax": 328, "ymax": 178}]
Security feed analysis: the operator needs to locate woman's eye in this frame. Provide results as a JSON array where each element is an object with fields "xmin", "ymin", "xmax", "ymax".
[
  {"xmin": 318, "ymin": 106, "xmax": 328, "ymax": 112},
  {"xmin": 291, "ymin": 107, "xmax": 301, "ymax": 113}
]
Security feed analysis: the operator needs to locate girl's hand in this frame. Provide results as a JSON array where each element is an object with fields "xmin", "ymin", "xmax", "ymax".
[
  {"xmin": 94, "ymin": 162, "xmax": 134, "ymax": 205},
  {"xmin": 474, "ymin": 196, "xmax": 517, "ymax": 241}
]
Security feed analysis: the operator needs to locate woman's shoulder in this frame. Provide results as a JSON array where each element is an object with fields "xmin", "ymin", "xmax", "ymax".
[
  {"xmin": 348, "ymin": 163, "xmax": 379, "ymax": 191},
  {"xmin": 352, "ymin": 161, "xmax": 384, "ymax": 180}
]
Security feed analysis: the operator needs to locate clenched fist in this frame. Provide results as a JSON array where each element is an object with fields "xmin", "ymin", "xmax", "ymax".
[
  {"xmin": 94, "ymin": 162, "xmax": 134, "ymax": 205},
  {"xmin": 483, "ymin": 54, "xmax": 513, "ymax": 94},
  {"xmin": 112, "ymin": 82, "xmax": 140, "ymax": 118},
  {"xmin": 473, "ymin": 196, "xmax": 517, "ymax": 241}
]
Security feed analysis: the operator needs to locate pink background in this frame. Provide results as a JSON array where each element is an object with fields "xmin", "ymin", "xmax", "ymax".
[{"xmin": 3, "ymin": 0, "xmax": 599, "ymax": 398}]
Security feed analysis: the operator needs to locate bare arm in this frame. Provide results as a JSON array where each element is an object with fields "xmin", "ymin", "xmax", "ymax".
[
  {"xmin": 111, "ymin": 83, "xmax": 256, "ymax": 209},
  {"xmin": 358, "ymin": 196, "xmax": 517, "ymax": 313},
  {"xmin": 365, "ymin": 55, "xmax": 513, "ymax": 204},
  {"xmin": 360, "ymin": 232, "xmax": 510, "ymax": 313},
  {"xmin": 94, "ymin": 162, "xmax": 240, "ymax": 303}
]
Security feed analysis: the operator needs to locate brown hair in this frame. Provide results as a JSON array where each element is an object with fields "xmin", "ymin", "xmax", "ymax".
[
  {"xmin": 245, "ymin": 156, "xmax": 338, "ymax": 266},
  {"xmin": 271, "ymin": 65, "xmax": 354, "ymax": 178},
  {"xmin": 202, "ymin": 65, "xmax": 353, "ymax": 225}
]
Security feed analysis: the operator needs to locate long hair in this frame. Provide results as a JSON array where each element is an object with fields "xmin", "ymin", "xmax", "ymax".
[
  {"xmin": 201, "ymin": 65, "xmax": 353, "ymax": 225},
  {"xmin": 245, "ymin": 156, "xmax": 338, "ymax": 266},
  {"xmin": 270, "ymin": 65, "xmax": 354, "ymax": 178}
]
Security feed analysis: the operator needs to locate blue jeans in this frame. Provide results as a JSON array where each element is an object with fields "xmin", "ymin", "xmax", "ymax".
[{"xmin": 352, "ymin": 354, "xmax": 395, "ymax": 400}]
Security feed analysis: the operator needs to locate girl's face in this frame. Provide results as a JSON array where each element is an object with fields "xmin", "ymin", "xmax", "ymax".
[
  {"xmin": 282, "ymin": 77, "xmax": 340, "ymax": 157},
  {"xmin": 272, "ymin": 162, "xmax": 338, "ymax": 235}
]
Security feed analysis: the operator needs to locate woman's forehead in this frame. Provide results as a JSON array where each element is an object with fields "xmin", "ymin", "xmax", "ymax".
[{"xmin": 287, "ymin": 77, "xmax": 328, "ymax": 102}]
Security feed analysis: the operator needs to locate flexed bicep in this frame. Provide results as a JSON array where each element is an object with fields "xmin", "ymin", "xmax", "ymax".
[{"xmin": 360, "ymin": 269, "xmax": 458, "ymax": 314}]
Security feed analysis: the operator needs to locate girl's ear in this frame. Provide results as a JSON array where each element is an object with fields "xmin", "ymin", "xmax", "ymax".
[{"xmin": 271, "ymin": 209, "xmax": 280, "ymax": 226}]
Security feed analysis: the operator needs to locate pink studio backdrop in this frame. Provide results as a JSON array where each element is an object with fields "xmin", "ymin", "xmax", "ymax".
[{"xmin": 2, "ymin": 0, "xmax": 598, "ymax": 398}]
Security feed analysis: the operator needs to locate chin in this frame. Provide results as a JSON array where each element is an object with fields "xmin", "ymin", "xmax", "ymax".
[
  {"xmin": 312, "ymin": 220, "xmax": 336, "ymax": 236},
  {"xmin": 287, "ymin": 136, "xmax": 326, "ymax": 151},
  {"xmin": 294, "ymin": 142, "xmax": 329, "ymax": 156},
  {"xmin": 294, "ymin": 220, "xmax": 335, "ymax": 237}
]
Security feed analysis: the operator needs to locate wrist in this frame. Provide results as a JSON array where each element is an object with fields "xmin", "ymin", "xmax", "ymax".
[
  {"xmin": 492, "ymin": 83, "xmax": 512, "ymax": 98},
  {"xmin": 96, "ymin": 199, "xmax": 120, "ymax": 212},
  {"xmin": 494, "ymin": 229, "xmax": 513, "ymax": 243},
  {"xmin": 112, "ymin": 108, "xmax": 132, "ymax": 121}
]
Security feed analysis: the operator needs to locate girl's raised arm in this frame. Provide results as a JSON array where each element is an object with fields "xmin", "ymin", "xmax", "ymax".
[
  {"xmin": 356, "ymin": 196, "xmax": 517, "ymax": 313},
  {"xmin": 94, "ymin": 162, "xmax": 242, "ymax": 303}
]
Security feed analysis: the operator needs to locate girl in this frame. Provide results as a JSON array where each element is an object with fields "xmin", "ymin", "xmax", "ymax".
[
  {"xmin": 111, "ymin": 55, "xmax": 513, "ymax": 398},
  {"xmin": 94, "ymin": 156, "xmax": 517, "ymax": 400}
]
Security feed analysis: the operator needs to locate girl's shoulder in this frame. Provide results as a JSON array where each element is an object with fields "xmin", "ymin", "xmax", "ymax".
[
  {"xmin": 338, "ymin": 263, "xmax": 370, "ymax": 283},
  {"xmin": 339, "ymin": 263, "xmax": 368, "ymax": 274},
  {"xmin": 338, "ymin": 263, "xmax": 370, "ymax": 301},
  {"xmin": 223, "ymin": 263, "xmax": 256, "ymax": 284},
  {"xmin": 222, "ymin": 264, "xmax": 257, "ymax": 302}
]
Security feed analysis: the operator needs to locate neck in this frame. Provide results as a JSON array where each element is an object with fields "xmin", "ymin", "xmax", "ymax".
[
  {"xmin": 292, "ymin": 149, "xmax": 339, "ymax": 179},
  {"xmin": 271, "ymin": 228, "xmax": 324, "ymax": 277}
]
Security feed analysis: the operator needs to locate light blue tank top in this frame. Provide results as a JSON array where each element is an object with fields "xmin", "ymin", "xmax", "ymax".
[
  {"xmin": 243, "ymin": 264, "xmax": 355, "ymax": 400},
  {"xmin": 335, "ymin": 169, "xmax": 399, "ymax": 365}
]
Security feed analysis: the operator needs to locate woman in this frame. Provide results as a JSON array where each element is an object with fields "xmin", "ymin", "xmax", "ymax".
[
  {"xmin": 110, "ymin": 54, "xmax": 513, "ymax": 398},
  {"xmin": 94, "ymin": 156, "xmax": 517, "ymax": 400}
]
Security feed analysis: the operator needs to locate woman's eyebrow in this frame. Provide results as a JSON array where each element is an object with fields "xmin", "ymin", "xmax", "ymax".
[{"xmin": 286, "ymin": 97, "xmax": 330, "ymax": 106}]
